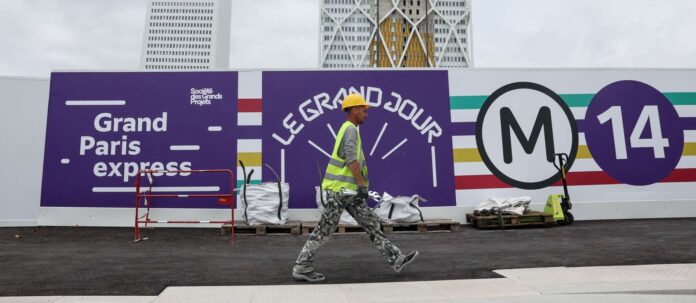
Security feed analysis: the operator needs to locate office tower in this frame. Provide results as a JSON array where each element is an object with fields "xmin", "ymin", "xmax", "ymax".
[{"xmin": 141, "ymin": 0, "xmax": 231, "ymax": 70}]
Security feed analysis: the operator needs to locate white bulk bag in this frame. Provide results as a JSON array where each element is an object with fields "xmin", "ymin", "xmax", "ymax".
[
  {"xmin": 374, "ymin": 192, "xmax": 426, "ymax": 223},
  {"xmin": 315, "ymin": 187, "xmax": 358, "ymax": 225},
  {"xmin": 238, "ymin": 162, "xmax": 289, "ymax": 225}
]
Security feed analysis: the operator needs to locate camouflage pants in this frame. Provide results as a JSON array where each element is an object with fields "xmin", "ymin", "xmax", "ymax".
[{"xmin": 293, "ymin": 191, "xmax": 403, "ymax": 274}]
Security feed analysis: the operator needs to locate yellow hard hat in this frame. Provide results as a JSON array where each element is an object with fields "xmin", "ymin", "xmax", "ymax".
[{"xmin": 341, "ymin": 93, "xmax": 369, "ymax": 111}]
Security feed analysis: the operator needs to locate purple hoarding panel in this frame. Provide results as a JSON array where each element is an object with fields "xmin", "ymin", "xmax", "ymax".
[
  {"xmin": 262, "ymin": 71, "xmax": 455, "ymax": 208},
  {"xmin": 41, "ymin": 72, "xmax": 238, "ymax": 208}
]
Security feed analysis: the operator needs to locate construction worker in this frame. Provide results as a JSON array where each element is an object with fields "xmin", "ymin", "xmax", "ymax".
[{"xmin": 292, "ymin": 93, "xmax": 419, "ymax": 282}]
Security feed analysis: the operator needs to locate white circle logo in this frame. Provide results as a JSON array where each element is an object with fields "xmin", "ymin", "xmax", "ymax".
[{"xmin": 475, "ymin": 82, "xmax": 578, "ymax": 189}]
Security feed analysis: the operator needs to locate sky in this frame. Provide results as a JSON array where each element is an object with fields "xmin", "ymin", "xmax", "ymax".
[{"xmin": 0, "ymin": 0, "xmax": 695, "ymax": 78}]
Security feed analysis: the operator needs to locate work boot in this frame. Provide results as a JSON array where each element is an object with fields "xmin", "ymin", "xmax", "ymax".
[
  {"xmin": 292, "ymin": 271, "xmax": 326, "ymax": 282},
  {"xmin": 392, "ymin": 251, "xmax": 419, "ymax": 273}
]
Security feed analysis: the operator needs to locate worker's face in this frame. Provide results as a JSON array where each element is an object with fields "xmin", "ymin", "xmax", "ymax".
[{"xmin": 353, "ymin": 106, "xmax": 368, "ymax": 125}]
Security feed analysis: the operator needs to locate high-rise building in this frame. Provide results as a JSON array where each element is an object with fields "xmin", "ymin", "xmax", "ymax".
[
  {"xmin": 140, "ymin": 0, "xmax": 231, "ymax": 70},
  {"xmin": 320, "ymin": 0, "xmax": 471, "ymax": 68}
]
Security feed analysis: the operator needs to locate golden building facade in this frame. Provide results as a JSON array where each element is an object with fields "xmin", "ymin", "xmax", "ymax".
[{"xmin": 320, "ymin": 0, "xmax": 470, "ymax": 68}]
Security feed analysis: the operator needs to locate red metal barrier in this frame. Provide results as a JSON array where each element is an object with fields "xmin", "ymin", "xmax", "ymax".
[{"xmin": 134, "ymin": 169, "xmax": 235, "ymax": 242}]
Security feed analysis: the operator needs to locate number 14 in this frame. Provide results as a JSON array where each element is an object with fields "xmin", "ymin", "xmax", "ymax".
[{"xmin": 597, "ymin": 105, "xmax": 669, "ymax": 159}]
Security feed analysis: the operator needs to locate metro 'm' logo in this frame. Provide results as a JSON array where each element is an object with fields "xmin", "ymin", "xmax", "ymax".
[
  {"xmin": 500, "ymin": 106, "xmax": 555, "ymax": 164},
  {"xmin": 476, "ymin": 82, "xmax": 578, "ymax": 190}
]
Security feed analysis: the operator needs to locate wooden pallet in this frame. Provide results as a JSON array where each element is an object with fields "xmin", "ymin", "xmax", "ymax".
[
  {"xmin": 221, "ymin": 221, "xmax": 301, "ymax": 235},
  {"xmin": 301, "ymin": 221, "xmax": 365, "ymax": 235},
  {"xmin": 382, "ymin": 219, "xmax": 461, "ymax": 233},
  {"xmin": 466, "ymin": 211, "xmax": 555, "ymax": 229}
]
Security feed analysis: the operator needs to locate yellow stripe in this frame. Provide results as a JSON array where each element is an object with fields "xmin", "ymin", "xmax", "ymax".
[
  {"xmin": 454, "ymin": 146, "xmax": 590, "ymax": 162},
  {"xmin": 576, "ymin": 145, "xmax": 592, "ymax": 159},
  {"xmin": 684, "ymin": 143, "xmax": 696, "ymax": 156},
  {"xmin": 453, "ymin": 148, "xmax": 481, "ymax": 162},
  {"xmin": 237, "ymin": 152, "xmax": 262, "ymax": 166},
  {"xmin": 451, "ymin": 143, "xmax": 696, "ymax": 163}
]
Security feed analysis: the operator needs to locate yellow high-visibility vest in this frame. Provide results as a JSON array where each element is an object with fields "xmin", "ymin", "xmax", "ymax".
[{"xmin": 322, "ymin": 121, "xmax": 369, "ymax": 191}]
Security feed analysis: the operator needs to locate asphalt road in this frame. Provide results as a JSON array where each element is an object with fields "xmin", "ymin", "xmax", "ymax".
[{"xmin": 1, "ymin": 218, "xmax": 695, "ymax": 296}]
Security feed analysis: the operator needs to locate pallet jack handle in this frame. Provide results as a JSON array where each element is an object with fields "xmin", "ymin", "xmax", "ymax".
[
  {"xmin": 552, "ymin": 153, "xmax": 571, "ymax": 206},
  {"xmin": 553, "ymin": 153, "xmax": 574, "ymax": 225}
]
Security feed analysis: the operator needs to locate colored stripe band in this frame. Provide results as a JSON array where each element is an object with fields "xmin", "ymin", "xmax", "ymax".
[
  {"xmin": 238, "ymin": 99, "xmax": 262, "ymax": 112},
  {"xmin": 451, "ymin": 143, "xmax": 696, "ymax": 164},
  {"xmin": 455, "ymin": 168, "xmax": 696, "ymax": 189},
  {"xmin": 451, "ymin": 122, "xmax": 477, "ymax": 136},
  {"xmin": 684, "ymin": 142, "xmax": 696, "ymax": 155},
  {"xmin": 682, "ymin": 117, "xmax": 696, "ymax": 130},
  {"xmin": 452, "ymin": 145, "xmax": 593, "ymax": 163},
  {"xmin": 452, "ymin": 148, "xmax": 481, "ymax": 162},
  {"xmin": 665, "ymin": 93, "xmax": 696, "ymax": 105},
  {"xmin": 449, "ymin": 96, "xmax": 487, "ymax": 110},
  {"xmin": 576, "ymin": 145, "xmax": 592, "ymax": 159},
  {"xmin": 237, "ymin": 152, "xmax": 262, "ymax": 166},
  {"xmin": 450, "ymin": 93, "xmax": 696, "ymax": 110}
]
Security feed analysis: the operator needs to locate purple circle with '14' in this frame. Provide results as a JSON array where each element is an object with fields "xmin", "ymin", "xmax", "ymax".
[{"xmin": 585, "ymin": 80, "xmax": 683, "ymax": 185}]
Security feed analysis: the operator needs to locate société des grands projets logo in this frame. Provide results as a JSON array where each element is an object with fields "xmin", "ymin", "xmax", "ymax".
[{"xmin": 190, "ymin": 87, "xmax": 223, "ymax": 106}]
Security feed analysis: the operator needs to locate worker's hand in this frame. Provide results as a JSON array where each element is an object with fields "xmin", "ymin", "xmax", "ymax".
[
  {"xmin": 357, "ymin": 185, "xmax": 369, "ymax": 200},
  {"xmin": 368, "ymin": 191, "xmax": 382, "ymax": 202}
]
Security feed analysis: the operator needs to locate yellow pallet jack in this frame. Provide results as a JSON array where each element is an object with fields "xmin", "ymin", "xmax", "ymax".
[{"xmin": 545, "ymin": 153, "xmax": 574, "ymax": 225}]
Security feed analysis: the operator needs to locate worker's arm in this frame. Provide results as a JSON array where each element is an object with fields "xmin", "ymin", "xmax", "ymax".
[
  {"xmin": 347, "ymin": 160, "xmax": 366, "ymax": 187},
  {"xmin": 342, "ymin": 126, "xmax": 367, "ymax": 190}
]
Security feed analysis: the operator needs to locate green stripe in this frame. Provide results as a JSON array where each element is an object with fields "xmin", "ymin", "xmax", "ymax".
[
  {"xmin": 450, "ymin": 92, "xmax": 696, "ymax": 109},
  {"xmin": 559, "ymin": 94, "xmax": 593, "ymax": 107},
  {"xmin": 450, "ymin": 96, "xmax": 487, "ymax": 109},
  {"xmin": 236, "ymin": 179, "xmax": 262, "ymax": 188},
  {"xmin": 664, "ymin": 93, "xmax": 696, "ymax": 105}
]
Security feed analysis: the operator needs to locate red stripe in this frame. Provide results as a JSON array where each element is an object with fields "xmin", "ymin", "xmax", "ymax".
[
  {"xmin": 455, "ymin": 168, "xmax": 696, "ymax": 190},
  {"xmin": 552, "ymin": 171, "xmax": 620, "ymax": 186},
  {"xmin": 455, "ymin": 175, "xmax": 510, "ymax": 189},
  {"xmin": 238, "ymin": 99, "xmax": 262, "ymax": 112},
  {"xmin": 662, "ymin": 168, "xmax": 696, "ymax": 182}
]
